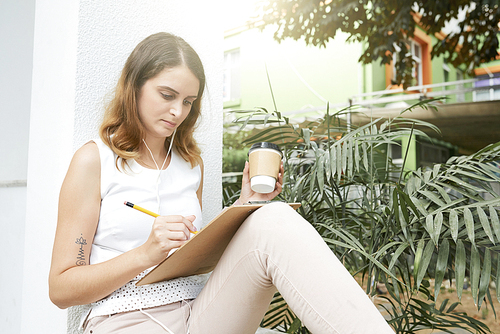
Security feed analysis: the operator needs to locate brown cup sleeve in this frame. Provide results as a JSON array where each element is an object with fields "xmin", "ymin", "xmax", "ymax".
[{"xmin": 249, "ymin": 150, "xmax": 282, "ymax": 179}]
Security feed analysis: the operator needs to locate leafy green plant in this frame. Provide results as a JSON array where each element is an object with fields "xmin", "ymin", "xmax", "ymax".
[
  {"xmin": 224, "ymin": 101, "xmax": 500, "ymax": 333},
  {"xmin": 223, "ymin": 130, "xmax": 252, "ymax": 173}
]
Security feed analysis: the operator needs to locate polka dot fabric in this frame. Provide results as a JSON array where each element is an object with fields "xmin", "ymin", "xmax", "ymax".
[{"xmin": 88, "ymin": 269, "xmax": 209, "ymax": 319}]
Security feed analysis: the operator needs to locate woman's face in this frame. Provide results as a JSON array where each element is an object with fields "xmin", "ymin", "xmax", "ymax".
[{"xmin": 137, "ymin": 65, "xmax": 200, "ymax": 142}]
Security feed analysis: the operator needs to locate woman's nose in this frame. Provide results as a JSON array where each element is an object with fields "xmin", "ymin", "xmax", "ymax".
[{"xmin": 169, "ymin": 100, "xmax": 183, "ymax": 116}]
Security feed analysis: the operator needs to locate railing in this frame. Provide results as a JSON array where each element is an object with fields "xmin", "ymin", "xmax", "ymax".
[
  {"xmin": 222, "ymin": 172, "xmax": 243, "ymax": 183},
  {"xmin": 349, "ymin": 78, "xmax": 500, "ymax": 107},
  {"xmin": 275, "ymin": 78, "xmax": 499, "ymax": 118}
]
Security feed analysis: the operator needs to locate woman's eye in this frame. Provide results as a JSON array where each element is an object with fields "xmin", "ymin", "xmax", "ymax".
[
  {"xmin": 160, "ymin": 92, "xmax": 174, "ymax": 100},
  {"xmin": 183, "ymin": 100, "xmax": 193, "ymax": 106}
]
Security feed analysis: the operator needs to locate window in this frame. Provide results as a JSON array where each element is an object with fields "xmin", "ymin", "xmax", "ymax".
[
  {"xmin": 444, "ymin": 63, "xmax": 465, "ymax": 103},
  {"xmin": 223, "ymin": 49, "xmax": 241, "ymax": 103},
  {"xmin": 390, "ymin": 140, "xmax": 403, "ymax": 166},
  {"xmin": 411, "ymin": 40, "xmax": 423, "ymax": 86},
  {"xmin": 392, "ymin": 39, "xmax": 424, "ymax": 87},
  {"xmin": 389, "ymin": 140, "xmax": 403, "ymax": 181},
  {"xmin": 443, "ymin": 62, "xmax": 450, "ymax": 83},
  {"xmin": 387, "ymin": 28, "xmax": 432, "ymax": 89}
]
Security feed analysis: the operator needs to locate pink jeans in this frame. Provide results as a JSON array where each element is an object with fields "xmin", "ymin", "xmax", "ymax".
[{"xmin": 84, "ymin": 202, "xmax": 394, "ymax": 334}]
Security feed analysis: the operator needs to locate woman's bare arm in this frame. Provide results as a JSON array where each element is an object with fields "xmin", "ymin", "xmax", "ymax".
[{"xmin": 48, "ymin": 142, "xmax": 196, "ymax": 308}]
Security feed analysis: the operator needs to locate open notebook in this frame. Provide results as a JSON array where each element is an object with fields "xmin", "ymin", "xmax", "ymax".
[{"xmin": 137, "ymin": 202, "xmax": 300, "ymax": 286}]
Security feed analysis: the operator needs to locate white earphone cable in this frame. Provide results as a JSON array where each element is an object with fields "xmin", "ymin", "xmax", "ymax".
[
  {"xmin": 142, "ymin": 129, "xmax": 176, "ymax": 213},
  {"xmin": 139, "ymin": 129, "xmax": 178, "ymax": 333},
  {"xmin": 138, "ymin": 286, "xmax": 175, "ymax": 334}
]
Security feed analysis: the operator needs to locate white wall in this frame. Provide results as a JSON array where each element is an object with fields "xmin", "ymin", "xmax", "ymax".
[
  {"xmin": 0, "ymin": 0, "xmax": 35, "ymax": 333},
  {"xmin": 21, "ymin": 0, "xmax": 223, "ymax": 333},
  {"xmin": 0, "ymin": 186, "xmax": 28, "ymax": 333},
  {"xmin": 0, "ymin": 0, "xmax": 34, "ymax": 183}
]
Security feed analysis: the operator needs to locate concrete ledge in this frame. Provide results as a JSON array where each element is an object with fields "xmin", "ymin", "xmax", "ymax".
[{"xmin": 0, "ymin": 179, "xmax": 27, "ymax": 187}]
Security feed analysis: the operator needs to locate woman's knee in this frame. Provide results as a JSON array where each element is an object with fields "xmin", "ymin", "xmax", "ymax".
[{"xmin": 241, "ymin": 201, "xmax": 307, "ymax": 236}]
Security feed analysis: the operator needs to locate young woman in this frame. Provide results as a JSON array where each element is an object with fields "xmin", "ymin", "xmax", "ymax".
[{"xmin": 49, "ymin": 32, "xmax": 394, "ymax": 334}]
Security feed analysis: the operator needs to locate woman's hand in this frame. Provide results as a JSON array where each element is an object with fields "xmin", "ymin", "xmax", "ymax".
[
  {"xmin": 238, "ymin": 161, "xmax": 284, "ymax": 204},
  {"xmin": 140, "ymin": 215, "xmax": 197, "ymax": 267}
]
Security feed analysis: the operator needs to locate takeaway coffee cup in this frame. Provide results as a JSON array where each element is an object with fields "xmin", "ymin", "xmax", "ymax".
[{"xmin": 248, "ymin": 142, "xmax": 283, "ymax": 194}]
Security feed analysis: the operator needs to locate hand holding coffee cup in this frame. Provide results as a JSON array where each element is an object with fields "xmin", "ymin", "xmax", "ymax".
[{"xmin": 248, "ymin": 142, "xmax": 283, "ymax": 194}]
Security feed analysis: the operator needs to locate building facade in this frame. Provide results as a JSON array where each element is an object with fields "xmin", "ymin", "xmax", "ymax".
[{"xmin": 223, "ymin": 21, "xmax": 500, "ymax": 168}]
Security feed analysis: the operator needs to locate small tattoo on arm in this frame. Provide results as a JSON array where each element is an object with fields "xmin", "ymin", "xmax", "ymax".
[{"xmin": 75, "ymin": 234, "xmax": 87, "ymax": 266}]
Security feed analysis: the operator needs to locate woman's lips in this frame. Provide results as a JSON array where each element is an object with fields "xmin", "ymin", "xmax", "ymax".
[{"xmin": 162, "ymin": 120, "xmax": 177, "ymax": 128}]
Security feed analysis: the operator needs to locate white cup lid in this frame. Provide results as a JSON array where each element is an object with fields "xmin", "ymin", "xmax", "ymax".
[{"xmin": 251, "ymin": 175, "xmax": 276, "ymax": 194}]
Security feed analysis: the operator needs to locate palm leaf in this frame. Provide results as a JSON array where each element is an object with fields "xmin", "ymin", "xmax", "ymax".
[
  {"xmin": 449, "ymin": 209, "xmax": 459, "ymax": 242},
  {"xmin": 478, "ymin": 206, "xmax": 495, "ymax": 244},
  {"xmin": 415, "ymin": 239, "xmax": 435, "ymax": 290},
  {"xmin": 470, "ymin": 246, "xmax": 481, "ymax": 306},
  {"xmin": 478, "ymin": 248, "xmax": 491, "ymax": 309},
  {"xmin": 497, "ymin": 254, "xmax": 500, "ymax": 303},
  {"xmin": 464, "ymin": 207, "xmax": 476, "ymax": 248},
  {"xmin": 455, "ymin": 239, "xmax": 466, "ymax": 300},
  {"xmin": 434, "ymin": 239, "xmax": 449, "ymax": 300},
  {"xmin": 489, "ymin": 206, "xmax": 500, "ymax": 242}
]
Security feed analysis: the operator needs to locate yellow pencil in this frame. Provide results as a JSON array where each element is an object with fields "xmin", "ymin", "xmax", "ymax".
[{"xmin": 124, "ymin": 201, "xmax": 197, "ymax": 234}]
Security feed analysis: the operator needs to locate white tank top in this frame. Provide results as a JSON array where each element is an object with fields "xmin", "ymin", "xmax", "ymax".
[{"xmin": 85, "ymin": 138, "xmax": 207, "ymax": 321}]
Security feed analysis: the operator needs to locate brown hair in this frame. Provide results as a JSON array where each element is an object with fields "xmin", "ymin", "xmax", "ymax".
[{"xmin": 99, "ymin": 32, "xmax": 205, "ymax": 169}]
